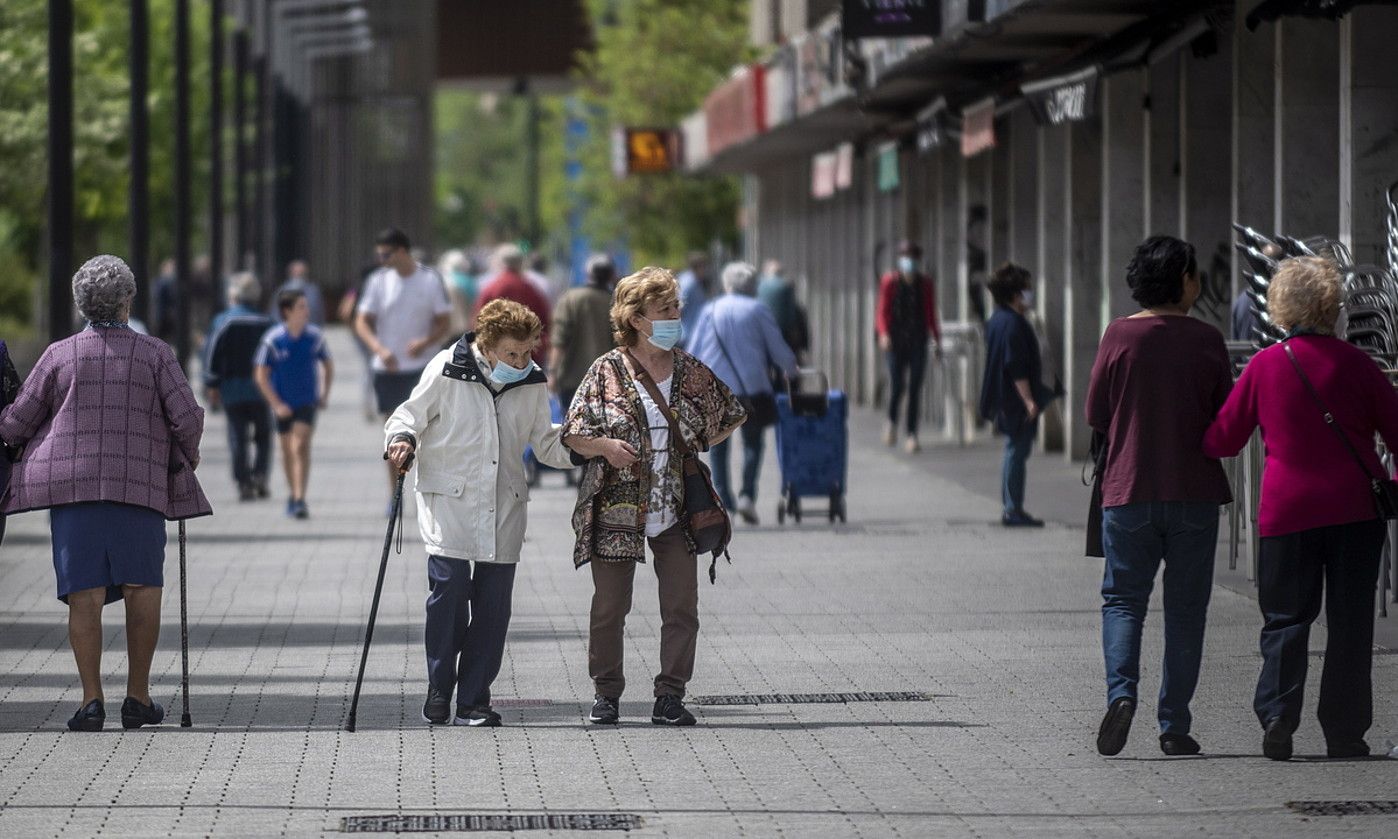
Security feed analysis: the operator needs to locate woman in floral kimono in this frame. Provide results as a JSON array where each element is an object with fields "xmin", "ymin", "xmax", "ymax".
[{"xmin": 563, "ymin": 266, "xmax": 745, "ymax": 728}]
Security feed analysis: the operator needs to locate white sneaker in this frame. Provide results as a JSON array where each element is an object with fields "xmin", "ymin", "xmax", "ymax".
[
  {"xmin": 905, "ymin": 436, "xmax": 921, "ymax": 454},
  {"xmin": 882, "ymin": 423, "xmax": 896, "ymax": 447},
  {"xmin": 737, "ymin": 496, "xmax": 759, "ymax": 525}
]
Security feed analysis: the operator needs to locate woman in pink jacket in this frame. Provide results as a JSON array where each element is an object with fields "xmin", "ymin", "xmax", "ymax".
[
  {"xmin": 1204, "ymin": 256, "xmax": 1398, "ymax": 761},
  {"xmin": 0, "ymin": 256, "xmax": 210, "ymax": 732}
]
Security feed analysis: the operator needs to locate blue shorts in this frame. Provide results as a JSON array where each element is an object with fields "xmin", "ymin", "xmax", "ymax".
[
  {"xmin": 275, "ymin": 403, "xmax": 317, "ymax": 434},
  {"xmin": 50, "ymin": 502, "xmax": 166, "ymax": 604},
  {"xmin": 374, "ymin": 371, "xmax": 421, "ymax": 416}
]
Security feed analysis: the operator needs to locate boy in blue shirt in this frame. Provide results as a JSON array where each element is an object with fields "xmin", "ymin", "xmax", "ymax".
[{"xmin": 255, "ymin": 290, "xmax": 334, "ymax": 519}]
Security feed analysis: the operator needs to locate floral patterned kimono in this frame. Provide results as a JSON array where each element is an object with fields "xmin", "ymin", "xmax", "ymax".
[{"xmin": 563, "ymin": 347, "xmax": 745, "ymax": 567}]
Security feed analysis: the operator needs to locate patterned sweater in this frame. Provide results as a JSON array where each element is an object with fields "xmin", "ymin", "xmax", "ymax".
[
  {"xmin": 563, "ymin": 348, "xmax": 744, "ymax": 566},
  {"xmin": 0, "ymin": 327, "xmax": 211, "ymax": 521}
]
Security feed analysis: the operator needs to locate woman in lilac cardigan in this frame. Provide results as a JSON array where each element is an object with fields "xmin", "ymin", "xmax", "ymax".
[
  {"xmin": 0, "ymin": 255, "xmax": 211, "ymax": 732},
  {"xmin": 1204, "ymin": 256, "xmax": 1398, "ymax": 761}
]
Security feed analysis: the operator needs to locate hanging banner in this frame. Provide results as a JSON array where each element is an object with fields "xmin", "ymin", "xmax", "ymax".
[
  {"xmin": 835, "ymin": 142, "xmax": 854, "ymax": 190},
  {"xmin": 1021, "ymin": 66, "xmax": 1099, "ymax": 126},
  {"xmin": 876, "ymin": 142, "xmax": 900, "ymax": 192},
  {"xmin": 915, "ymin": 98, "xmax": 950, "ymax": 155},
  {"xmin": 705, "ymin": 64, "xmax": 767, "ymax": 158},
  {"xmin": 811, "ymin": 151, "xmax": 838, "ymax": 199},
  {"xmin": 842, "ymin": 0, "xmax": 941, "ymax": 40},
  {"xmin": 960, "ymin": 98, "xmax": 996, "ymax": 158}
]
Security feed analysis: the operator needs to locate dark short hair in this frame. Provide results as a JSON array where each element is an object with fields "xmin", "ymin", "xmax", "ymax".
[
  {"xmin": 1126, "ymin": 235, "xmax": 1197, "ymax": 308},
  {"xmin": 898, "ymin": 240, "xmax": 922, "ymax": 258},
  {"xmin": 987, "ymin": 262, "xmax": 1032, "ymax": 307},
  {"xmin": 375, "ymin": 227, "xmax": 411, "ymax": 251},
  {"xmin": 277, "ymin": 288, "xmax": 306, "ymax": 316}
]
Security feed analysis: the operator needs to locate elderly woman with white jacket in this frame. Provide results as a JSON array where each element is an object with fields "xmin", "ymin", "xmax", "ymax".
[{"xmin": 384, "ymin": 299, "xmax": 576, "ymax": 727}]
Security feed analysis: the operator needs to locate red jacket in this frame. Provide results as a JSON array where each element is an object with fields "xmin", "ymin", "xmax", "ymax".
[
  {"xmin": 875, "ymin": 272, "xmax": 941, "ymax": 345},
  {"xmin": 475, "ymin": 270, "xmax": 552, "ymax": 362}
]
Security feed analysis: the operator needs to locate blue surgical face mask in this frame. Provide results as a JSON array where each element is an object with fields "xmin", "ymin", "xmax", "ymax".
[
  {"xmin": 488, "ymin": 357, "xmax": 533, "ymax": 385},
  {"xmin": 897, "ymin": 256, "xmax": 917, "ymax": 274},
  {"xmin": 646, "ymin": 318, "xmax": 683, "ymax": 351},
  {"xmin": 1021, "ymin": 289, "xmax": 1035, "ymax": 307}
]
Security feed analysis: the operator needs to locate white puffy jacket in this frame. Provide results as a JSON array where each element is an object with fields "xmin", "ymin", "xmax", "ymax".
[{"xmin": 383, "ymin": 336, "xmax": 575, "ymax": 563}]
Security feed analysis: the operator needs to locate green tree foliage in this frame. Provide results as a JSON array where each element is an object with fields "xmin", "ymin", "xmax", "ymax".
[
  {"xmin": 574, "ymin": 0, "xmax": 750, "ymax": 267},
  {"xmin": 0, "ymin": 0, "xmax": 213, "ymax": 330}
]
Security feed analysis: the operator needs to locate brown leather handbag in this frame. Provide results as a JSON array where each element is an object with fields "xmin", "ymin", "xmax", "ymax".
[{"xmin": 625, "ymin": 350, "xmax": 733, "ymax": 582}]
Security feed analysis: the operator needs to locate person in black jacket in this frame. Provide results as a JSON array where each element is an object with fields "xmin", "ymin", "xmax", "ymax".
[
  {"xmin": 979, "ymin": 263, "xmax": 1054, "ymax": 527},
  {"xmin": 203, "ymin": 273, "xmax": 275, "ymax": 501}
]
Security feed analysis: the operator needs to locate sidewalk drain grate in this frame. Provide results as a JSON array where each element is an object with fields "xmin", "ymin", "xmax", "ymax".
[
  {"xmin": 692, "ymin": 691, "xmax": 934, "ymax": 706},
  {"xmin": 1286, "ymin": 801, "xmax": 1398, "ymax": 816},
  {"xmin": 341, "ymin": 814, "xmax": 641, "ymax": 832}
]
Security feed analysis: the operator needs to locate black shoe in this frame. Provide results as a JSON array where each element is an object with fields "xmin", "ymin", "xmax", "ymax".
[
  {"xmin": 651, "ymin": 694, "xmax": 696, "ymax": 727},
  {"xmin": 238, "ymin": 482, "xmax": 256, "ymax": 502},
  {"xmin": 454, "ymin": 706, "xmax": 501, "ymax": 727},
  {"xmin": 1159, "ymin": 733, "xmax": 1201, "ymax": 756},
  {"xmin": 120, "ymin": 697, "xmax": 165, "ymax": 730},
  {"xmin": 1262, "ymin": 717, "xmax": 1294, "ymax": 761},
  {"xmin": 254, "ymin": 478, "xmax": 270, "ymax": 499},
  {"xmin": 294, "ymin": 499, "xmax": 309, "ymax": 520},
  {"xmin": 1002, "ymin": 511, "xmax": 1046, "ymax": 528},
  {"xmin": 67, "ymin": 698, "xmax": 105, "ymax": 732},
  {"xmin": 1096, "ymin": 697, "xmax": 1135, "ymax": 756},
  {"xmin": 1326, "ymin": 739, "xmax": 1370, "ymax": 759},
  {"xmin": 422, "ymin": 688, "xmax": 450, "ymax": 725},
  {"xmin": 589, "ymin": 695, "xmax": 620, "ymax": 725}
]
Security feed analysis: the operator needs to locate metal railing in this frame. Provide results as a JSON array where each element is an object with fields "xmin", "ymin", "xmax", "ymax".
[{"xmin": 922, "ymin": 321, "xmax": 983, "ymax": 445}]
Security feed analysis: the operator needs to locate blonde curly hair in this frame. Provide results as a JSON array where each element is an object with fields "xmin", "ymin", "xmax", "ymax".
[
  {"xmin": 611, "ymin": 266, "xmax": 680, "ymax": 347},
  {"xmin": 475, "ymin": 298, "xmax": 542, "ymax": 350},
  {"xmin": 1267, "ymin": 256, "xmax": 1342, "ymax": 336}
]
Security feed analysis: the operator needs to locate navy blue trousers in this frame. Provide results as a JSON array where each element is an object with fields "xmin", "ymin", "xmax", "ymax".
[{"xmin": 425, "ymin": 557, "xmax": 517, "ymax": 710}]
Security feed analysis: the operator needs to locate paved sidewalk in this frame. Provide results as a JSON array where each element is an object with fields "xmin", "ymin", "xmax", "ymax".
[{"xmin": 0, "ymin": 328, "xmax": 1394, "ymax": 837}]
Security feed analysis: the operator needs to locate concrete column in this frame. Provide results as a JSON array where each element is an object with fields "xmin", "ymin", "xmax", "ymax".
[
  {"xmin": 1182, "ymin": 43, "xmax": 1235, "ymax": 328},
  {"xmin": 963, "ymin": 153, "xmax": 991, "ymax": 323},
  {"xmin": 939, "ymin": 146, "xmax": 962, "ymax": 320},
  {"xmin": 1009, "ymin": 108, "xmax": 1039, "ymax": 267},
  {"xmin": 1037, "ymin": 125, "xmax": 1068, "ymax": 453},
  {"xmin": 1147, "ymin": 54, "xmax": 1182, "ymax": 237},
  {"xmin": 1102, "ymin": 70, "xmax": 1148, "ymax": 321},
  {"xmin": 1340, "ymin": 7, "xmax": 1398, "ymax": 265},
  {"xmin": 990, "ymin": 122, "xmax": 1012, "ymax": 271},
  {"xmin": 1275, "ymin": 19, "xmax": 1340, "ymax": 238},
  {"xmin": 1063, "ymin": 117, "xmax": 1104, "ymax": 461},
  {"xmin": 1232, "ymin": 9, "xmax": 1276, "ymax": 296}
]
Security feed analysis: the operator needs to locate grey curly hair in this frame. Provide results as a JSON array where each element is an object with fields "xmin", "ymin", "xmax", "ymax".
[{"xmin": 72, "ymin": 255, "xmax": 137, "ymax": 323}]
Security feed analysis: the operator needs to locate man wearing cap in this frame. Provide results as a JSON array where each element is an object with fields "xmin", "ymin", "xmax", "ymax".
[{"xmin": 876, "ymin": 241, "xmax": 942, "ymax": 453}]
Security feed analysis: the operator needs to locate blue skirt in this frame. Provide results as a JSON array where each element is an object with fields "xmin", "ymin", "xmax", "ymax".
[{"xmin": 50, "ymin": 502, "xmax": 166, "ymax": 604}]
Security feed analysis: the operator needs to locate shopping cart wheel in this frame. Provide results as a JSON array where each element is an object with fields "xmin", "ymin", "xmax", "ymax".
[
  {"xmin": 792, "ymin": 497, "xmax": 802, "ymax": 524},
  {"xmin": 834, "ymin": 493, "xmax": 847, "ymax": 523},
  {"xmin": 776, "ymin": 496, "xmax": 786, "ymax": 525},
  {"xmin": 828, "ymin": 492, "xmax": 839, "ymax": 523}
]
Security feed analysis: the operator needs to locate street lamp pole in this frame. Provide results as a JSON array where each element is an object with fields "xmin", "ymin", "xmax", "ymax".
[
  {"xmin": 48, "ymin": 0, "xmax": 74, "ymax": 341},
  {"xmin": 174, "ymin": 0, "xmax": 192, "ymax": 366},
  {"xmin": 130, "ymin": 0, "xmax": 150, "ymax": 325}
]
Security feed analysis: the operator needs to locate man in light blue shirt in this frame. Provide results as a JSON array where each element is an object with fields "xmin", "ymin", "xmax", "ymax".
[
  {"xmin": 688, "ymin": 262, "xmax": 798, "ymax": 524},
  {"xmin": 676, "ymin": 251, "xmax": 713, "ymax": 346}
]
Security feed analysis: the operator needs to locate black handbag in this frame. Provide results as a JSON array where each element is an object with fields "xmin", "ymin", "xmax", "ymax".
[
  {"xmin": 624, "ymin": 350, "xmax": 733, "ymax": 582},
  {"xmin": 1284, "ymin": 342, "xmax": 1398, "ymax": 520},
  {"xmin": 1084, "ymin": 430, "xmax": 1108, "ymax": 557}
]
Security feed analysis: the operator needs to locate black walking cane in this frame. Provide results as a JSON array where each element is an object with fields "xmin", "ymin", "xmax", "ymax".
[
  {"xmin": 345, "ymin": 452, "xmax": 412, "ymax": 732},
  {"xmin": 178, "ymin": 519, "xmax": 192, "ymax": 727}
]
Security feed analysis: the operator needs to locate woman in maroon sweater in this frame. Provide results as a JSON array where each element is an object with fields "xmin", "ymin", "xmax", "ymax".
[
  {"xmin": 1204, "ymin": 256, "xmax": 1398, "ymax": 761},
  {"xmin": 1085, "ymin": 236, "xmax": 1234, "ymax": 758}
]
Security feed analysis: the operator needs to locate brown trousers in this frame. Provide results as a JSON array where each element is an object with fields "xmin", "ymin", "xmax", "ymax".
[{"xmin": 589, "ymin": 525, "xmax": 699, "ymax": 699}]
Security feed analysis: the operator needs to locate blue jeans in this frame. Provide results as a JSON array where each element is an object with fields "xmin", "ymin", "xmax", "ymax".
[
  {"xmin": 1000, "ymin": 421, "xmax": 1036, "ymax": 516},
  {"xmin": 709, "ymin": 420, "xmax": 766, "ymax": 510},
  {"xmin": 1101, "ymin": 501, "xmax": 1219, "ymax": 734}
]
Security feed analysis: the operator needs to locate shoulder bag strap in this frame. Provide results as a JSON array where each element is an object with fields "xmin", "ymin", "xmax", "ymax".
[
  {"xmin": 709, "ymin": 311, "xmax": 754, "ymax": 396},
  {"xmin": 623, "ymin": 349, "xmax": 694, "ymax": 459},
  {"xmin": 1282, "ymin": 342, "xmax": 1379, "ymax": 482}
]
